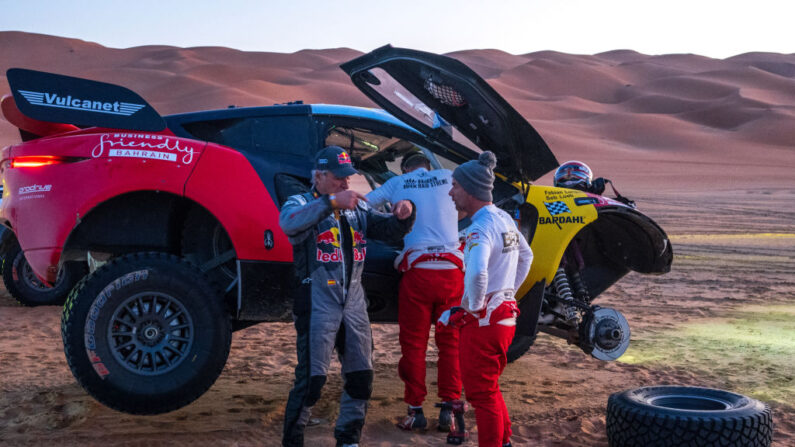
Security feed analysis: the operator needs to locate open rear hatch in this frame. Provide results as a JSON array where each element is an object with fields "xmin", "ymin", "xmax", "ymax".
[
  {"xmin": 341, "ymin": 45, "xmax": 558, "ymax": 182},
  {"xmin": 5, "ymin": 68, "xmax": 165, "ymax": 138}
]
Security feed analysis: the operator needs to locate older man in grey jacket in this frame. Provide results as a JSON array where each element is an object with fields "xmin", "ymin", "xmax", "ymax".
[{"xmin": 279, "ymin": 146, "xmax": 415, "ymax": 447}]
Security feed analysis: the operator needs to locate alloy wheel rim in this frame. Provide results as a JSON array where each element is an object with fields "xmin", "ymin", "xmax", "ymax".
[{"xmin": 107, "ymin": 292, "xmax": 194, "ymax": 375}]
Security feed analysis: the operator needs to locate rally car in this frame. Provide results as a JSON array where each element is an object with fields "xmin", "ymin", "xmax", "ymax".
[{"xmin": 0, "ymin": 46, "xmax": 671, "ymax": 414}]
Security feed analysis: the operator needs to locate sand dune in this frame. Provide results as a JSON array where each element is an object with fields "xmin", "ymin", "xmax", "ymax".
[{"xmin": 1, "ymin": 31, "xmax": 793, "ymax": 194}]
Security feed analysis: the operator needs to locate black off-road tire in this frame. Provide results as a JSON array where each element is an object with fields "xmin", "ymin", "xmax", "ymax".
[
  {"xmin": 61, "ymin": 252, "xmax": 231, "ymax": 414},
  {"xmin": 2, "ymin": 241, "xmax": 86, "ymax": 306},
  {"xmin": 506, "ymin": 334, "xmax": 536, "ymax": 363},
  {"xmin": 607, "ymin": 386, "xmax": 773, "ymax": 447}
]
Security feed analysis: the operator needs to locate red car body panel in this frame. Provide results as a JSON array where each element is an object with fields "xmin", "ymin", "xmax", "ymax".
[
  {"xmin": 183, "ymin": 143, "xmax": 293, "ymax": 263},
  {"xmin": 2, "ymin": 130, "xmax": 206, "ymax": 282}
]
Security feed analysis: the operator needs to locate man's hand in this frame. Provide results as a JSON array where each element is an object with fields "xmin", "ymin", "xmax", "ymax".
[
  {"xmin": 392, "ymin": 200, "xmax": 413, "ymax": 220},
  {"xmin": 332, "ymin": 190, "xmax": 367, "ymax": 210},
  {"xmin": 437, "ymin": 306, "xmax": 470, "ymax": 329}
]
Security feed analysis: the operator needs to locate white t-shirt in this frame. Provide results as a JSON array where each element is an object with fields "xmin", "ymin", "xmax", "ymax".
[
  {"xmin": 462, "ymin": 204, "xmax": 532, "ymax": 323},
  {"xmin": 366, "ymin": 168, "xmax": 461, "ymax": 268}
]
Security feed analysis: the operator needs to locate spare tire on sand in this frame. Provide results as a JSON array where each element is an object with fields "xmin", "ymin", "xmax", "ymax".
[{"xmin": 607, "ymin": 386, "xmax": 772, "ymax": 447}]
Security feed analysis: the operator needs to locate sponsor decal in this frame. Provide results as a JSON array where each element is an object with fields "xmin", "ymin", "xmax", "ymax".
[
  {"xmin": 539, "ymin": 215, "xmax": 585, "ymax": 225},
  {"xmin": 18, "ymin": 184, "xmax": 52, "ymax": 195},
  {"xmin": 316, "ymin": 227, "xmax": 366, "ymax": 247},
  {"xmin": 541, "ymin": 201, "xmax": 587, "ymax": 228},
  {"xmin": 402, "ymin": 176, "xmax": 448, "ymax": 189},
  {"xmin": 17, "ymin": 89, "xmax": 145, "ymax": 116},
  {"xmin": 466, "ymin": 231, "xmax": 480, "ymax": 252},
  {"xmin": 91, "ymin": 133, "xmax": 195, "ymax": 164},
  {"xmin": 316, "ymin": 247, "xmax": 366, "ymax": 263},
  {"xmin": 337, "ymin": 151, "xmax": 351, "ymax": 164},
  {"xmin": 317, "ymin": 228, "xmax": 341, "ymax": 247},
  {"xmin": 574, "ymin": 197, "xmax": 599, "ymax": 206},
  {"xmin": 502, "ymin": 231, "xmax": 520, "ymax": 253},
  {"xmin": 18, "ymin": 184, "xmax": 52, "ymax": 201},
  {"xmin": 351, "ymin": 229, "xmax": 366, "ymax": 247},
  {"xmin": 544, "ymin": 201, "xmax": 571, "ymax": 216},
  {"xmin": 87, "ymin": 350, "xmax": 110, "ymax": 378},
  {"xmin": 109, "ymin": 149, "xmax": 176, "ymax": 161},
  {"xmin": 544, "ymin": 190, "xmax": 575, "ymax": 201},
  {"xmin": 316, "ymin": 227, "xmax": 367, "ymax": 262}
]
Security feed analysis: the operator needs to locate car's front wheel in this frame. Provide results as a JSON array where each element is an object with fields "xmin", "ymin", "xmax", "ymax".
[{"xmin": 61, "ymin": 252, "xmax": 231, "ymax": 414}]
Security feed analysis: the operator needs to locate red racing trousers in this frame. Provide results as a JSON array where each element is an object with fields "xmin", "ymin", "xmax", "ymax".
[
  {"xmin": 398, "ymin": 267, "xmax": 464, "ymax": 406},
  {"xmin": 460, "ymin": 304, "xmax": 516, "ymax": 447}
]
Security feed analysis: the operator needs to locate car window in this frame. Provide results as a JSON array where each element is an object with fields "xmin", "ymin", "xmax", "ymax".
[{"xmin": 181, "ymin": 115, "xmax": 313, "ymax": 157}]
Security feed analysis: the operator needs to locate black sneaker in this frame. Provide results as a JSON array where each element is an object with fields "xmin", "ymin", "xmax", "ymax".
[
  {"xmin": 437, "ymin": 402, "xmax": 453, "ymax": 432},
  {"xmin": 396, "ymin": 406, "xmax": 428, "ymax": 431}
]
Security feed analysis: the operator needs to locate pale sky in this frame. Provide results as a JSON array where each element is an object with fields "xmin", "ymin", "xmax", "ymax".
[{"xmin": 1, "ymin": 0, "xmax": 792, "ymax": 58}]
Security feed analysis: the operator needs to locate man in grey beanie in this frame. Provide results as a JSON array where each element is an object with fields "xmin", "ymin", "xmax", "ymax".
[
  {"xmin": 451, "ymin": 151, "xmax": 498, "ymax": 203},
  {"xmin": 442, "ymin": 151, "xmax": 533, "ymax": 447}
]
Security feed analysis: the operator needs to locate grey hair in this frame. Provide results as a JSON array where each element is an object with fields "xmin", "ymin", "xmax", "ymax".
[{"xmin": 311, "ymin": 169, "xmax": 328, "ymax": 186}]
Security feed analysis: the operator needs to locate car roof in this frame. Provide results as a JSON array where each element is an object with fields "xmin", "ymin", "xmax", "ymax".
[{"xmin": 164, "ymin": 103, "xmax": 420, "ymax": 133}]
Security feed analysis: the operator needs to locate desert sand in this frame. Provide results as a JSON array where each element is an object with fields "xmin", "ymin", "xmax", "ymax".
[{"xmin": 0, "ymin": 32, "xmax": 793, "ymax": 446}]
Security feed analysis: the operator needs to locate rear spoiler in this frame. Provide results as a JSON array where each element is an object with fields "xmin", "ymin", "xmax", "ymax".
[
  {"xmin": 1, "ymin": 95, "xmax": 79, "ymax": 141},
  {"xmin": 5, "ymin": 68, "xmax": 165, "ymax": 138}
]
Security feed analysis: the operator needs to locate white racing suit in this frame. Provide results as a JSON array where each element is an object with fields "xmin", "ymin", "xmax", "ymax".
[
  {"xmin": 279, "ymin": 190, "xmax": 414, "ymax": 446},
  {"xmin": 459, "ymin": 204, "xmax": 532, "ymax": 447}
]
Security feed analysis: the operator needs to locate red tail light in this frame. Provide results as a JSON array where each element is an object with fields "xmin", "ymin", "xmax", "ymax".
[{"xmin": 10, "ymin": 155, "xmax": 71, "ymax": 168}]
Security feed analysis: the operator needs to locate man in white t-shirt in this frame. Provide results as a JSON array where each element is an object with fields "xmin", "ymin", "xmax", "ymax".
[{"xmin": 366, "ymin": 152, "xmax": 464, "ymax": 432}]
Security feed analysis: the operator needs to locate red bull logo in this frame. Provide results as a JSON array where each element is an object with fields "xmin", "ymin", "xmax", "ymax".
[
  {"xmin": 316, "ymin": 226, "xmax": 367, "ymax": 263},
  {"xmin": 316, "ymin": 247, "xmax": 367, "ymax": 263},
  {"xmin": 316, "ymin": 227, "xmax": 341, "ymax": 247},
  {"xmin": 337, "ymin": 151, "xmax": 351, "ymax": 164},
  {"xmin": 317, "ymin": 248, "xmax": 342, "ymax": 263},
  {"xmin": 351, "ymin": 228, "xmax": 366, "ymax": 246}
]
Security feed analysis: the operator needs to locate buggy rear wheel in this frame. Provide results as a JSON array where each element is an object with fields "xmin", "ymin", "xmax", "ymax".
[{"xmin": 61, "ymin": 252, "xmax": 231, "ymax": 414}]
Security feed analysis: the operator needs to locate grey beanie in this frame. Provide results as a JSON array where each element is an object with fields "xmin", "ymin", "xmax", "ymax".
[{"xmin": 453, "ymin": 151, "xmax": 498, "ymax": 202}]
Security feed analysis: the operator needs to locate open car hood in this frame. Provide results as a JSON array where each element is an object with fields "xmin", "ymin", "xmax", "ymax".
[{"xmin": 341, "ymin": 45, "xmax": 558, "ymax": 182}]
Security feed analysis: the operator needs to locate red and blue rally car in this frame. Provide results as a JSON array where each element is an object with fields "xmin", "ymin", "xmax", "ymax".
[{"xmin": 0, "ymin": 46, "xmax": 671, "ymax": 414}]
